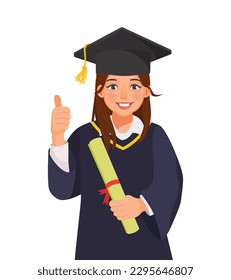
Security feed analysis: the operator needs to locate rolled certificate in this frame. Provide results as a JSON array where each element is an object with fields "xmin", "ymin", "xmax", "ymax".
[{"xmin": 88, "ymin": 137, "xmax": 139, "ymax": 234}]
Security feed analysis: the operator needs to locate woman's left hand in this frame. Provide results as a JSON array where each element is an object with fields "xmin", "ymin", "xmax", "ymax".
[{"xmin": 109, "ymin": 195, "xmax": 147, "ymax": 220}]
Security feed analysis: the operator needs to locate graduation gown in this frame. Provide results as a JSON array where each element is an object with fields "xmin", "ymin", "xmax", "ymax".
[{"xmin": 48, "ymin": 122, "xmax": 183, "ymax": 260}]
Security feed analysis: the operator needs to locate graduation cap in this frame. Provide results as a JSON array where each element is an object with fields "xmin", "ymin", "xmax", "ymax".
[{"xmin": 74, "ymin": 27, "xmax": 171, "ymax": 83}]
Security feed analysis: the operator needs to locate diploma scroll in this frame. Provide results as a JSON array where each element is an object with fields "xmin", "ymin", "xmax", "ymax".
[{"xmin": 88, "ymin": 137, "xmax": 139, "ymax": 234}]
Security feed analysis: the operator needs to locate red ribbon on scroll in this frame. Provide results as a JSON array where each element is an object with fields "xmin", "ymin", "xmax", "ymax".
[{"xmin": 98, "ymin": 179, "xmax": 120, "ymax": 205}]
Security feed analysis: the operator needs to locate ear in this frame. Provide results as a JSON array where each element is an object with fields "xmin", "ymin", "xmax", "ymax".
[
  {"xmin": 144, "ymin": 87, "xmax": 151, "ymax": 98},
  {"xmin": 97, "ymin": 85, "xmax": 104, "ymax": 98}
]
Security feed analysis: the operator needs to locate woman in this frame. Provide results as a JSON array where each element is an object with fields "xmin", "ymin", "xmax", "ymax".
[{"xmin": 48, "ymin": 27, "xmax": 183, "ymax": 260}]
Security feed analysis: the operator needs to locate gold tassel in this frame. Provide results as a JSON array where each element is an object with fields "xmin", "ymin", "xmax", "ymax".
[{"xmin": 75, "ymin": 44, "xmax": 89, "ymax": 84}]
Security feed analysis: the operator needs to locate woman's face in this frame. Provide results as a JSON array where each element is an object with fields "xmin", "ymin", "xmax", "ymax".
[{"xmin": 98, "ymin": 75, "xmax": 150, "ymax": 117}]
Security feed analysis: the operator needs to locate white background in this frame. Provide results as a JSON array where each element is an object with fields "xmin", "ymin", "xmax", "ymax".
[{"xmin": 0, "ymin": 0, "xmax": 231, "ymax": 279}]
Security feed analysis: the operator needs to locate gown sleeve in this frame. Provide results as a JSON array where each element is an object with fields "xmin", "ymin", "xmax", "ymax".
[
  {"xmin": 48, "ymin": 129, "xmax": 81, "ymax": 200},
  {"xmin": 140, "ymin": 125, "xmax": 183, "ymax": 240}
]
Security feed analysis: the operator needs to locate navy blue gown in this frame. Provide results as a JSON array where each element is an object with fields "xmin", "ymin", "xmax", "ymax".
[{"xmin": 48, "ymin": 122, "xmax": 183, "ymax": 260}]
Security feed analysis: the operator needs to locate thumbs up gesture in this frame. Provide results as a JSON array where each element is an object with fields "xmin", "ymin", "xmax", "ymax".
[{"xmin": 51, "ymin": 95, "xmax": 71, "ymax": 146}]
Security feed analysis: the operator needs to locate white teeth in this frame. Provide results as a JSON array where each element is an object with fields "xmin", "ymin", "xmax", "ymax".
[{"xmin": 118, "ymin": 103, "xmax": 130, "ymax": 107}]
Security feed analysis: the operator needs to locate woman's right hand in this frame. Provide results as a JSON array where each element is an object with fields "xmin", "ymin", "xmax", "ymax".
[{"xmin": 51, "ymin": 95, "xmax": 71, "ymax": 146}]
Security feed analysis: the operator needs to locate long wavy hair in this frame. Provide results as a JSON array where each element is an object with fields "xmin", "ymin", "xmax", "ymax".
[{"xmin": 92, "ymin": 74, "xmax": 158, "ymax": 150}]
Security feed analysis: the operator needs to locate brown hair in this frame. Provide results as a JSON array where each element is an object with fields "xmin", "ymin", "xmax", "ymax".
[{"xmin": 91, "ymin": 74, "xmax": 158, "ymax": 150}]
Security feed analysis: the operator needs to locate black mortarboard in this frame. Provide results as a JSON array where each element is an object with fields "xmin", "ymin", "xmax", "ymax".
[{"xmin": 74, "ymin": 27, "xmax": 171, "ymax": 83}]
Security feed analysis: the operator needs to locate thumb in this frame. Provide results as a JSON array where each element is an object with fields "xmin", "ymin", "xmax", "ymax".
[{"xmin": 54, "ymin": 95, "xmax": 62, "ymax": 107}]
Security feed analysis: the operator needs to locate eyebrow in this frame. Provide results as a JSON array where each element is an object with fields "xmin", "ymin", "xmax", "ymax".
[
  {"xmin": 130, "ymin": 78, "xmax": 141, "ymax": 82},
  {"xmin": 106, "ymin": 78, "xmax": 117, "ymax": 82}
]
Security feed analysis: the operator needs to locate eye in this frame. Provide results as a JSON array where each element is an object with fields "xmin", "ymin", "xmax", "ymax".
[
  {"xmin": 130, "ymin": 84, "xmax": 141, "ymax": 90},
  {"xmin": 107, "ymin": 84, "xmax": 118, "ymax": 90}
]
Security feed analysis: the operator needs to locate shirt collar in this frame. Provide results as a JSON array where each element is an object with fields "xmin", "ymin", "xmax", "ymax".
[{"xmin": 110, "ymin": 115, "xmax": 144, "ymax": 140}]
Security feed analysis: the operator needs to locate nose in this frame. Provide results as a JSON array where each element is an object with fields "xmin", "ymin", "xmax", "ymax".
[{"xmin": 119, "ymin": 87, "xmax": 128, "ymax": 99}]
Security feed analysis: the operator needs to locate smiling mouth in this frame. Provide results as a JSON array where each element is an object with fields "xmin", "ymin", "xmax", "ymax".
[{"xmin": 116, "ymin": 102, "xmax": 133, "ymax": 109}]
